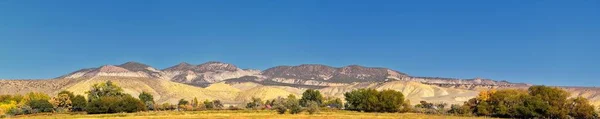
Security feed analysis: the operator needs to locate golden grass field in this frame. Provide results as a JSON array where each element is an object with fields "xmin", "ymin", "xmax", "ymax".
[{"xmin": 8, "ymin": 110, "xmax": 493, "ymax": 119}]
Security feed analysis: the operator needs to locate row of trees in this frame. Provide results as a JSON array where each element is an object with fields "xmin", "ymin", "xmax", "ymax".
[
  {"xmin": 245, "ymin": 89, "xmax": 344, "ymax": 115},
  {"xmin": 450, "ymin": 86, "xmax": 598, "ymax": 119},
  {"xmin": 175, "ymin": 98, "xmax": 224, "ymax": 111},
  {"xmin": 0, "ymin": 91, "xmax": 89, "ymax": 116},
  {"xmin": 344, "ymin": 89, "xmax": 410, "ymax": 113}
]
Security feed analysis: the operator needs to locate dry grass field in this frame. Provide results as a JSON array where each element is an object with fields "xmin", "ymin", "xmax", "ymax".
[{"xmin": 8, "ymin": 110, "xmax": 493, "ymax": 119}]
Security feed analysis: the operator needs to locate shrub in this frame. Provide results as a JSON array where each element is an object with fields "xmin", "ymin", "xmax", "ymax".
[
  {"xmin": 49, "ymin": 94, "xmax": 72, "ymax": 111},
  {"xmin": 306, "ymin": 101, "xmax": 320, "ymax": 114},
  {"xmin": 7, "ymin": 107, "xmax": 22, "ymax": 116},
  {"xmin": 272, "ymin": 97, "xmax": 287, "ymax": 114},
  {"xmin": 286, "ymin": 95, "xmax": 302, "ymax": 114},
  {"xmin": 145, "ymin": 101, "xmax": 154, "ymax": 111},
  {"xmin": 28, "ymin": 99, "xmax": 54, "ymax": 113}
]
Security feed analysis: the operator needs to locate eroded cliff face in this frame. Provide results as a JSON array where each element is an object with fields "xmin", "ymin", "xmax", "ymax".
[{"xmin": 162, "ymin": 62, "xmax": 261, "ymax": 86}]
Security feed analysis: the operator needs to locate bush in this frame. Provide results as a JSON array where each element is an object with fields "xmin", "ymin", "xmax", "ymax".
[
  {"xmin": 272, "ymin": 97, "xmax": 287, "ymax": 114},
  {"xmin": 286, "ymin": 95, "xmax": 302, "ymax": 114},
  {"xmin": 7, "ymin": 107, "xmax": 22, "ymax": 116},
  {"xmin": 49, "ymin": 94, "xmax": 72, "ymax": 111},
  {"xmin": 28, "ymin": 99, "xmax": 54, "ymax": 113},
  {"xmin": 306, "ymin": 101, "xmax": 320, "ymax": 114}
]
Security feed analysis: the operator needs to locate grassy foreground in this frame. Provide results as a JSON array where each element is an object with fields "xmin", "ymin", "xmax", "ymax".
[{"xmin": 8, "ymin": 110, "xmax": 491, "ymax": 119}]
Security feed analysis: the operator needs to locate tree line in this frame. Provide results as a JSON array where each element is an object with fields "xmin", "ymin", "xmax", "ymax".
[{"xmin": 450, "ymin": 86, "xmax": 599, "ymax": 119}]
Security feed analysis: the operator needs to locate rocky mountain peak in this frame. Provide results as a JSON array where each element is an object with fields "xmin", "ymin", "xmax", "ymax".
[
  {"xmin": 117, "ymin": 61, "xmax": 152, "ymax": 72},
  {"xmin": 195, "ymin": 61, "xmax": 239, "ymax": 73},
  {"xmin": 97, "ymin": 65, "xmax": 131, "ymax": 73},
  {"xmin": 163, "ymin": 62, "xmax": 195, "ymax": 72}
]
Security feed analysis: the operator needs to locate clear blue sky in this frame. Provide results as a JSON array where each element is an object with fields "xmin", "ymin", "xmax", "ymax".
[{"xmin": 0, "ymin": 0, "xmax": 598, "ymax": 86}]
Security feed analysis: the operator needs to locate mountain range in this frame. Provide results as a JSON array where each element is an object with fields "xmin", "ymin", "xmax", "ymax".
[{"xmin": 1, "ymin": 61, "xmax": 598, "ymax": 107}]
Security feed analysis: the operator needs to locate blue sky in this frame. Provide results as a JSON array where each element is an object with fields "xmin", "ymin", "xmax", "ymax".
[{"xmin": 0, "ymin": 0, "xmax": 598, "ymax": 86}]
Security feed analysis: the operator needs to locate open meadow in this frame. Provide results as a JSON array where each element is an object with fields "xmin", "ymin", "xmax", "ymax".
[{"xmin": 9, "ymin": 110, "xmax": 491, "ymax": 119}]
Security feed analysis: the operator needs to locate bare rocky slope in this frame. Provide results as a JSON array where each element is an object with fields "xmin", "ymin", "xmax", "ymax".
[{"xmin": 1, "ymin": 61, "xmax": 599, "ymax": 107}]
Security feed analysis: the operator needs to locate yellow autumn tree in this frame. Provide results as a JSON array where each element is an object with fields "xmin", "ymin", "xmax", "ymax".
[{"xmin": 476, "ymin": 89, "xmax": 496, "ymax": 101}]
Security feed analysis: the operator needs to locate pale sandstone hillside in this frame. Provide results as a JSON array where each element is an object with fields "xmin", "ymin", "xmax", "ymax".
[
  {"xmin": 0, "ymin": 78, "xmax": 87, "ymax": 95},
  {"xmin": 317, "ymin": 81, "xmax": 479, "ymax": 105},
  {"xmin": 61, "ymin": 76, "xmax": 238, "ymax": 104},
  {"xmin": 563, "ymin": 87, "xmax": 600, "ymax": 106}
]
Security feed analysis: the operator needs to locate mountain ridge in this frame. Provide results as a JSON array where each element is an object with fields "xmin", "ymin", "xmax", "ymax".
[{"xmin": 1, "ymin": 61, "xmax": 599, "ymax": 107}]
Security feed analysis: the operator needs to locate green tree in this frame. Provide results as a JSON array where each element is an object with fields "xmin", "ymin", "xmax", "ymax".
[
  {"xmin": 86, "ymin": 81, "xmax": 125, "ymax": 101},
  {"xmin": 528, "ymin": 86, "xmax": 570, "ymax": 118},
  {"xmin": 300, "ymin": 89, "xmax": 323, "ymax": 107},
  {"xmin": 58, "ymin": 91, "xmax": 75, "ymax": 99},
  {"xmin": 514, "ymin": 94, "xmax": 549, "ymax": 118},
  {"xmin": 344, "ymin": 89, "xmax": 407, "ymax": 113},
  {"xmin": 378, "ymin": 90, "xmax": 405, "ymax": 112},
  {"xmin": 191, "ymin": 97, "xmax": 199, "ymax": 107},
  {"xmin": 203, "ymin": 100, "xmax": 213, "ymax": 109},
  {"xmin": 25, "ymin": 92, "xmax": 50, "ymax": 102},
  {"xmin": 246, "ymin": 97, "xmax": 263, "ymax": 109},
  {"xmin": 138, "ymin": 91, "xmax": 154, "ymax": 103},
  {"xmin": 86, "ymin": 95, "xmax": 146, "ymax": 114},
  {"xmin": 567, "ymin": 97, "xmax": 598, "ymax": 119},
  {"xmin": 28, "ymin": 99, "xmax": 54, "ymax": 112},
  {"xmin": 84, "ymin": 81, "xmax": 146, "ymax": 114},
  {"xmin": 475, "ymin": 101, "xmax": 490, "ymax": 116},
  {"xmin": 71, "ymin": 95, "xmax": 87, "ymax": 112},
  {"xmin": 138, "ymin": 92, "xmax": 154, "ymax": 110}
]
